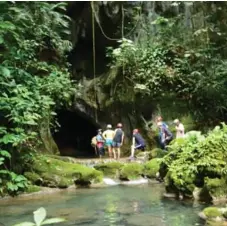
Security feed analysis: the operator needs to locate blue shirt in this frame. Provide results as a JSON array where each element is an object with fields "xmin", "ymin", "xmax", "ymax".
[{"xmin": 134, "ymin": 133, "xmax": 145, "ymax": 146}]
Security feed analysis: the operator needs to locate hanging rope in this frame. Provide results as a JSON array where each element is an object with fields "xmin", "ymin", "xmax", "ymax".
[
  {"xmin": 121, "ymin": 4, "xmax": 125, "ymax": 78},
  {"xmin": 91, "ymin": 1, "xmax": 98, "ymax": 122},
  {"xmin": 90, "ymin": 2, "xmax": 142, "ymax": 41}
]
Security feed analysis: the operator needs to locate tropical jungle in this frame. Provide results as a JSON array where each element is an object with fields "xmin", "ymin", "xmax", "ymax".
[{"xmin": 1, "ymin": 1, "xmax": 227, "ymax": 226}]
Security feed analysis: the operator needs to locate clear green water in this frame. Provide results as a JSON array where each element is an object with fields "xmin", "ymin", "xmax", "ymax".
[{"xmin": 0, "ymin": 183, "xmax": 206, "ymax": 226}]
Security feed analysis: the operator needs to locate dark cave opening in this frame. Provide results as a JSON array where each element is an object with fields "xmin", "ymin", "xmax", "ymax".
[{"xmin": 53, "ymin": 110, "xmax": 98, "ymax": 157}]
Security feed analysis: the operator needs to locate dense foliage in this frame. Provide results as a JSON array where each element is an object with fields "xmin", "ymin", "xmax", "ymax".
[
  {"xmin": 0, "ymin": 2, "xmax": 76, "ymax": 195},
  {"xmin": 161, "ymin": 124, "xmax": 227, "ymax": 194},
  {"xmin": 107, "ymin": 2, "xmax": 227, "ymax": 125}
]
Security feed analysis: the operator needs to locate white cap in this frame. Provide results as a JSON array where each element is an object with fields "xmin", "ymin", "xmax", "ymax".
[
  {"xmin": 174, "ymin": 119, "xmax": 179, "ymax": 124},
  {"xmin": 107, "ymin": 124, "xmax": 112, "ymax": 129}
]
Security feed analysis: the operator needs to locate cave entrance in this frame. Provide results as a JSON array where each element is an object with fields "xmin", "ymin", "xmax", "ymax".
[{"xmin": 53, "ymin": 110, "xmax": 98, "ymax": 158}]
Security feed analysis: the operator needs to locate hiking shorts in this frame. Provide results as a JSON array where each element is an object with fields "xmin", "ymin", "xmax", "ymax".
[
  {"xmin": 98, "ymin": 147, "xmax": 105, "ymax": 156},
  {"xmin": 135, "ymin": 144, "xmax": 146, "ymax": 151},
  {"xmin": 112, "ymin": 141, "xmax": 121, "ymax": 148},
  {"xmin": 105, "ymin": 139, "xmax": 113, "ymax": 146}
]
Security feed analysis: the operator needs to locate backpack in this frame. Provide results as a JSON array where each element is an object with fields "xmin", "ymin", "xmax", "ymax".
[{"xmin": 91, "ymin": 136, "xmax": 97, "ymax": 146}]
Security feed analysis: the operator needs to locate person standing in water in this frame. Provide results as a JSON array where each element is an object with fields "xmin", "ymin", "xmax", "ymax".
[
  {"xmin": 173, "ymin": 119, "xmax": 185, "ymax": 138},
  {"xmin": 129, "ymin": 129, "xmax": 146, "ymax": 160},
  {"xmin": 96, "ymin": 129, "xmax": 105, "ymax": 158},
  {"xmin": 112, "ymin": 123, "xmax": 124, "ymax": 160},
  {"xmin": 102, "ymin": 124, "xmax": 115, "ymax": 158}
]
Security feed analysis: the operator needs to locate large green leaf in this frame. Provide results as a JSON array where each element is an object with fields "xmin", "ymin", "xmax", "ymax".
[
  {"xmin": 0, "ymin": 150, "xmax": 11, "ymax": 159},
  {"xmin": 33, "ymin": 207, "xmax": 46, "ymax": 226},
  {"xmin": 0, "ymin": 67, "xmax": 10, "ymax": 77},
  {"xmin": 42, "ymin": 218, "xmax": 66, "ymax": 225}
]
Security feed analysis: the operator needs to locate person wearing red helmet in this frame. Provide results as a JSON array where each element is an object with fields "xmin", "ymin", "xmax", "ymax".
[
  {"xmin": 112, "ymin": 123, "xmax": 124, "ymax": 159},
  {"xmin": 129, "ymin": 129, "xmax": 146, "ymax": 160}
]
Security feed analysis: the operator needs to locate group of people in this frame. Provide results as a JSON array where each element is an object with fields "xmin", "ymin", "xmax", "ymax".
[
  {"xmin": 91, "ymin": 123, "xmax": 146, "ymax": 160},
  {"xmin": 157, "ymin": 116, "xmax": 185, "ymax": 149},
  {"xmin": 91, "ymin": 116, "xmax": 185, "ymax": 160}
]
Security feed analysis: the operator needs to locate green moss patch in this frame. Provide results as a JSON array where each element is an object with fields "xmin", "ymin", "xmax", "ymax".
[
  {"xmin": 203, "ymin": 207, "xmax": 222, "ymax": 218},
  {"xmin": 94, "ymin": 162, "xmax": 124, "ymax": 178},
  {"xmin": 143, "ymin": 158, "xmax": 161, "ymax": 178},
  {"xmin": 27, "ymin": 155, "xmax": 103, "ymax": 188},
  {"xmin": 119, "ymin": 163, "xmax": 143, "ymax": 180},
  {"xmin": 26, "ymin": 185, "xmax": 41, "ymax": 193},
  {"xmin": 204, "ymin": 177, "xmax": 227, "ymax": 199}
]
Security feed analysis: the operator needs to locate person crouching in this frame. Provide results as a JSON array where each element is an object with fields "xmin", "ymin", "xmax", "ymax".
[{"xmin": 129, "ymin": 129, "xmax": 146, "ymax": 160}]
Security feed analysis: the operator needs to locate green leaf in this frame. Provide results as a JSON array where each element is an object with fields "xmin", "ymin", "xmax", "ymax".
[
  {"xmin": 1, "ymin": 67, "xmax": 10, "ymax": 77},
  {"xmin": 0, "ymin": 36, "xmax": 4, "ymax": 44},
  {"xmin": 33, "ymin": 207, "xmax": 46, "ymax": 226},
  {"xmin": 42, "ymin": 218, "xmax": 66, "ymax": 225},
  {"xmin": 13, "ymin": 222, "xmax": 36, "ymax": 226},
  {"xmin": 0, "ymin": 150, "xmax": 11, "ymax": 159}
]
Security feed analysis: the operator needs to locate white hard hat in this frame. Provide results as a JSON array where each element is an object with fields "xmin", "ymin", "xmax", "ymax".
[{"xmin": 107, "ymin": 124, "xmax": 112, "ymax": 129}]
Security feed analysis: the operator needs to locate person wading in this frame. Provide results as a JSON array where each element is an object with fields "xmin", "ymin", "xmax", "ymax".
[
  {"xmin": 112, "ymin": 123, "xmax": 124, "ymax": 160},
  {"xmin": 102, "ymin": 124, "xmax": 115, "ymax": 158},
  {"xmin": 129, "ymin": 129, "xmax": 146, "ymax": 160}
]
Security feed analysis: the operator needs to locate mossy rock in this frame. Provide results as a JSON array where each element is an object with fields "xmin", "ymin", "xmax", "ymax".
[
  {"xmin": 203, "ymin": 207, "xmax": 222, "ymax": 218},
  {"xmin": 29, "ymin": 155, "xmax": 103, "ymax": 188},
  {"xmin": 143, "ymin": 158, "xmax": 161, "ymax": 178},
  {"xmin": 119, "ymin": 163, "xmax": 143, "ymax": 181},
  {"xmin": 26, "ymin": 185, "xmax": 41, "ymax": 193},
  {"xmin": 94, "ymin": 162, "xmax": 124, "ymax": 178},
  {"xmin": 24, "ymin": 172, "xmax": 43, "ymax": 185},
  {"xmin": 204, "ymin": 177, "xmax": 227, "ymax": 200},
  {"xmin": 151, "ymin": 148, "xmax": 167, "ymax": 158},
  {"xmin": 41, "ymin": 173, "xmax": 64, "ymax": 188},
  {"xmin": 164, "ymin": 172, "xmax": 179, "ymax": 194}
]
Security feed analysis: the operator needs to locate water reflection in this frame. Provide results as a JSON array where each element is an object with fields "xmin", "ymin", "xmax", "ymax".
[{"xmin": 0, "ymin": 184, "xmax": 206, "ymax": 226}]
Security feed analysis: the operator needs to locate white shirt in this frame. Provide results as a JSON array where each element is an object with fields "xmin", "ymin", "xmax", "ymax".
[{"xmin": 176, "ymin": 123, "xmax": 185, "ymax": 138}]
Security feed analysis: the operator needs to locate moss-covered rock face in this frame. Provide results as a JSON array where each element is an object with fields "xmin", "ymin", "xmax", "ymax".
[
  {"xmin": 119, "ymin": 163, "xmax": 143, "ymax": 180},
  {"xmin": 25, "ymin": 155, "xmax": 103, "ymax": 188},
  {"xmin": 94, "ymin": 162, "xmax": 124, "ymax": 178},
  {"xmin": 143, "ymin": 159, "xmax": 161, "ymax": 178},
  {"xmin": 204, "ymin": 177, "xmax": 227, "ymax": 201},
  {"xmin": 26, "ymin": 185, "xmax": 41, "ymax": 193},
  {"xmin": 203, "ymin": 207, "xmax": 222, "ymax": 218}
]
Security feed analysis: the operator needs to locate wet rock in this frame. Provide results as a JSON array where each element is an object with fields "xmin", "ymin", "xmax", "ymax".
[
  {"xmin": 199, "ymin": 206, "xmax": 227, "ymax": 225},
  {"xmin": 94, "ymin": 162, "xmax": 124, "ymax": 178},
  {"xmin": 163, "ymin": 193, "xmax": 177, "ymax": 198},
  {"xmin": 204, "ymin": 177, "xmax": 227, "ymax": 203}
]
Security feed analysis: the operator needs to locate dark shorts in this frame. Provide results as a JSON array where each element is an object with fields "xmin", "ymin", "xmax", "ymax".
[
  {"xmin": 135, "ymin": 144, "xmax": 145, "ymax": 151},
  {"xmin": 112, "ymin": 141, "xmax": 121, "ymax": 148},
  {"xmin": 98, "ymin": 146, "xmax": 105, "ymax": 156}
]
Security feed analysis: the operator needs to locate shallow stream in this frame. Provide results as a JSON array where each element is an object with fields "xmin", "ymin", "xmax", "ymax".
[{"xmin": 0, "ymin": 183, "xmax": 206, "ymax": 226}]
